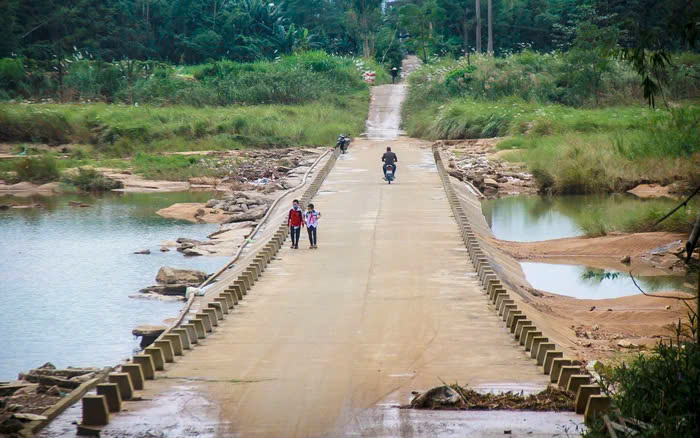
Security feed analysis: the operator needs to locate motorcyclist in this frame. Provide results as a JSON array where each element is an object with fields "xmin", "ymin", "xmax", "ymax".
[
  {"xmin": 381, "ymin": 146, "xmax": 398, "ymax": 179},
  {"xmin": 336, "ymin": 134, "xmax": 349, "ymax": 152}
]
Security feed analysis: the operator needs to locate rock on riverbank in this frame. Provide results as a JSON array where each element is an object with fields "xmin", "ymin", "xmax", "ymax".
[
  {"xmin": 136, "ymin": 267, "xmax": 209, "ymax": 299},
  {"xmin": 437, "ymin": 139, "xmax": 536, "ymax": 198}
]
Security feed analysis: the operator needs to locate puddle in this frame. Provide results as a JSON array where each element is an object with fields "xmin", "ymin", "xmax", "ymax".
[
  {"xmin": 482, "ymin": 194, "xmax": 690, "ymax": 242},
  {"xmin": 521, "ymin": 262, "xmax": 693, "ymax": 299}
]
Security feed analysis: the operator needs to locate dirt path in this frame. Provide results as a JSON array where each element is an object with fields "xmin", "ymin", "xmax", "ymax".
[{"xmin": 42, "ymin": 85, "xmax": 586, "ymax": 437}]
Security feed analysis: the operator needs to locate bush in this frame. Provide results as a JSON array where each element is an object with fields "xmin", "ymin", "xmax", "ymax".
[
  {"xmin": 0, "ymin": 58, "xmax": 25, "ymax": 94},
  {"xmin": 0, "ymin": 106, "xmax": 73, "ymax": 144},
  {"xmin": 588, "ymin": 341, "xmax": 700, "ymax": 437},
  {"xmin": 14, "ymin": 155, "xmax": 60, "ymax": 183},
  {"xmin": 63, "ymin": 168, "xmax": 124, "ymax": 191}
]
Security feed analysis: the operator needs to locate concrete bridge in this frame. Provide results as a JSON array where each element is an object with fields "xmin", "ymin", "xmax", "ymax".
[{"xmin": 40, "ymin": 84, "xmax": 601, "ymax": 437}]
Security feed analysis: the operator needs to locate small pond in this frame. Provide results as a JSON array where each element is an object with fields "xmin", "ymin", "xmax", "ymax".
[
  {"xmin": 0, "ymin": 191, "xmax": 227, "ymax": 380},
  {"xmin": 521, "ymin": 262, "xmax": 694, "ymax": 299},
  {"xmin": 481, "ymin": 194, "xmax": 686, "ymax": 242}
]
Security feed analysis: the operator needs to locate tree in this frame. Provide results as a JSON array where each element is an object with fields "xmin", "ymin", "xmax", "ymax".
[
  {"xmin": 475, "ymin": 0, "xmax": 481, "ymax": 53},
  {"xmin": 487, "ymin": 0, "xmax": 493, "ymax": 54},
  {"xmin": 400, "ymin": 1, "xmax": 445, "ymax": 62},
  {"xmin": 438, "ymin": 0, "xmax": 473, "ymax": 61},
  {"xmin": 351, "ymin": 0, "xmax": 382, "ymax": 58}
]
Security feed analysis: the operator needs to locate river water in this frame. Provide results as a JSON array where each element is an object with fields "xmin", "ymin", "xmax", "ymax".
[
  {"xmin": 0, "ymin": 191, "xmax": 227, "ymax": 381},
  {"xmin": 482, "ymin": 194, "xmax": 693, "ymax": 299}
]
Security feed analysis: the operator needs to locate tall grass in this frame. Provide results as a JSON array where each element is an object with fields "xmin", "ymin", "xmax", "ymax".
[
  {"xmin": 0, "ymin": 91, "xmax": 369, "ymax": 157},
  {"xmin": 0, "ymin": 51, "xmax": 388, "ymax": 105}
]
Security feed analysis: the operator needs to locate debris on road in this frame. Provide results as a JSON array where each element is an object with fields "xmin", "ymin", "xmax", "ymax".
[{"xmin": 406, "ymin": 384, "xmax": 575, "ymax": 412}]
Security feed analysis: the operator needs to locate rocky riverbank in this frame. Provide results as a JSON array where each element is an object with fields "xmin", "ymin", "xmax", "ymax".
[
  {"xmin": 0, "ymin": 363, "xmax": 106, "ymax": 435},
  {"xmin": 437, "ymin": 139, "xmax": 537, "ymax": 198}
]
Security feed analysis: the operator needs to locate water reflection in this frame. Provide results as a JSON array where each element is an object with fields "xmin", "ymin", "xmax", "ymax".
[
  {"xmin": 521, "ymin": 262, "xmax": 693, "ymax": 299},
  {"xmin": 0, "ymin": 191, "xmax": 226, "ymax": 380},
  {"xmin": 481, "ymin": 194, "xmax": 688, "ymax": 242}
]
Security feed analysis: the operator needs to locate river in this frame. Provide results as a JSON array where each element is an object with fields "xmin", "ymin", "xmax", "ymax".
[{"xmin": 0, "ymin": 191, "xmax": 227, "ymax": 381}]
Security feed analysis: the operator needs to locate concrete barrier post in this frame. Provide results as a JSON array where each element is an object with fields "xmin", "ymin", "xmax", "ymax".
[
  {"xmin": 222, "ymin": 290, "xmax": 238, "ymax": 306},
  {"xmin": 243, "ymin": 270, "xmax": 255, "ymax": 288},
  {"xmin": 238, "ymin": 275, "xmax": 251, "ymax": 293},
  {"xmin": 163, "ymin": 333, "xmax": 184, "ymax": 356},
  {"xmin": 490, "ymin": 287, "xmax": 506, "ymax": 303},
  {"xmin": 575, "ymin": 385, "xmax": 601, "ymax": 414},
  {"xmin": 535, "ymin": 343, "xmax": 556, "ymax": 365},
  {"xmin": 233, "ymin": 281, "xmax": 246, "ymax": 298},
  {"xmin": 208, "ymin": 302, "xmax": 224, "ymax": 320},
  {"xmin": 246, "ymin": 265, "xmax": 259, "ymax": 282},
  {"xmin": 509, "ymin": 314, "xmax": 526, "ymax": 332},
  {"xmin": 195, "ymin": 313, "xmax": 213, "ymax": 332},
  {"xmin": 504, "ymin": 308, "xmax": 522, "ymax": 326},
  {"xmin": 202, "ymin": 308, "xmax": 219, "ymax": 327},
  {"xmin": 524, "ymin": 331, "xmax": 543, "ymax": 351},
  {"xmin": 550, "ymin": 358, "xmax": 572, "ymax": 383},
  {"xmin": 530, "ymin": 337, "xmax": 549, "ymax": 359},
  {"xmin": 82, "ymin": 395, "xmax": 109, "ymax": 426},
  {"xmin": 584, "ymin": 395, "xmax": 611, "ymax": 422},
  {"xmin": 132, "ymin": 354, "xmax": 156, "ymax": 380},
  {"xmin": 567, "ymin": 375, "xmax": 590, "ymax": 394},
  {"xmin": 182, "ymin": 323, "xmax": 202, "ymax": 342},
  {"xmin": 519, "ymin": 326, "xmax": 536, "ymax": 345},
  {"xmin": 153, "ymin": 340, "xmax": 175, "ymax": 363},
  {"xmin": 121, "ymin": 364, "xmax": 145, "ymax": 390},
  {"xmin": 514, "ymin": 320, "xmax": 532, "ymax": 339},
  {"xmin": 190, "ymin": 318, "xmax": 208, "ymax": 337},
  {"xmin": 495, "ymin": 293, "xmax": 510, "ymax": 309},
  {"xmin": 557, "ymin": 366, "xmax": 580, "ymax": 389},
  {"xmin": 171, "ymin": 328, "xmax": 192, "ymax": 350},
  {"xmin": 144, "ymin": 347, "xmax": 165, "ymax": 371},
  {"xmin": 543, "ymin": 351, "xmax": 564, "ymax": 375},
  {"xmin": 214, "ymin": 297, "xmax": 230, "ymax": 314},
  {"xmin": 500, "ymin": 302, "xmax": 516, "ymax": 318},
  {"xmin": 108, "ymin": 372, "xmax": 134, "ymax": 401},
  {"xmin": 96, "ymin": 383, "xmax": 121, "ymax": 412}
]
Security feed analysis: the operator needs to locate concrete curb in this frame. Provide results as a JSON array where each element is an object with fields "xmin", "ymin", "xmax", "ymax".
[
  {"xmin": 432, "ymin": 145, "xmax": 607, "ymax": 419},
  {"xmin": 61, "ymin": 149, "xmax": 345, "ymax": 433}
]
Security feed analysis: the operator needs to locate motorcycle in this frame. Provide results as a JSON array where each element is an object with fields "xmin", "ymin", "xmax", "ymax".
[
  {"xmin": 385, "ymin": 164, "xmax": 395, "ymax": 184},
  {"xmin": 336, "ymin": 135, "xmax": 350, "ymax": 154}
]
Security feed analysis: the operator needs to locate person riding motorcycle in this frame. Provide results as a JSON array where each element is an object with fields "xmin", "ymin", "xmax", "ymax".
[
  {"xmin": 336, "ymin": 134, "xmax": 350, "ymax": 153},
  {"xmin": 382, "ymin": 146, "xmax": 398, "ymax": 180}
]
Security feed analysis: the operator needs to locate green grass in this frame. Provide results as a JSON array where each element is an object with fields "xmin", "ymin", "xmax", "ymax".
[
  {"xmin": 573, "ymin": 198, "xmax": 699, "ymax": 236},
  {"xmin": 0, "ymin": 91, "xmax": 369, "ymax": 156}
]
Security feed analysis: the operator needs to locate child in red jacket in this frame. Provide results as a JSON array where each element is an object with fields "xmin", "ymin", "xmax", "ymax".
[{"xmin": 288, "ymin": 199, "xmax": 304, "ymax": 249}]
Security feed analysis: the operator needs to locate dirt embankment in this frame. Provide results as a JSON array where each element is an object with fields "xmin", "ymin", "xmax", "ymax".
[
  {"xmin": 444, "ymin": 142, "xmax": 696, "ymax": 361},
  {"xmin": 495, "ymin": 232, "xmax": 690, "ymax": 273}
]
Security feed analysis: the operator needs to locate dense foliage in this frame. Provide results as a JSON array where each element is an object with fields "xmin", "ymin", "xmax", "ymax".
[{"xmin": 585, "ymin": 339, "xmax": 700, "ymax": 438}]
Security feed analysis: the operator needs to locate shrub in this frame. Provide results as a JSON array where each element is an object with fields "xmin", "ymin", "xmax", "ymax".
[
  {"xmin": 14, "ymin": 155, "xmax": 60, "ymax": 183},
  {"xmin": 588, "ymin": 341, "xmax": 700, "ymax": 437},
  {"xmin": 64, "ymin": 168, "xmax": 124, "ymax": 191}
]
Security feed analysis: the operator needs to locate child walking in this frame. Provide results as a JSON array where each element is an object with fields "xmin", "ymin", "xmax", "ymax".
[
  {"xmin": 303, "ymin": 203, "xmax": 321, "ymax": 249},
  {"xmin": 288, "ymin": 199, "xmax": 304, "ymax": 249}
]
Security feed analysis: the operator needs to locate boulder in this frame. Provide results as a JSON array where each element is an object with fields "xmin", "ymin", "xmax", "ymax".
[
  {"xmin": 483, "ymin": 178, "xmax": 499, "ymax": 188},
  {"xmin": 132, "ymin": 325, "xmax": 168, "ymax": 337},
  {"xmin": 224, "ymin": 207, "xmax": 267, "ymax": 224},
  {"xmin": 155, "ymin": 267, "xmax": 208, "ymax": 286}
]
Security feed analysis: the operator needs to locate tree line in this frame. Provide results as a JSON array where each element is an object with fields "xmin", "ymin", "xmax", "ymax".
[{"xmin": 1, "ymin": 1, "xmax": 696, "ymax": 69}]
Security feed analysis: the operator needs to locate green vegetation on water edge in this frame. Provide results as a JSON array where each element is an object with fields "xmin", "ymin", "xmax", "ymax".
[
  {"xmin": 403, "ymin": 52, "xmax": 700, "ymax": 196},
  {"xmin": 0, "ymin": 52, "xmax": 378, "ymax": 186}
]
